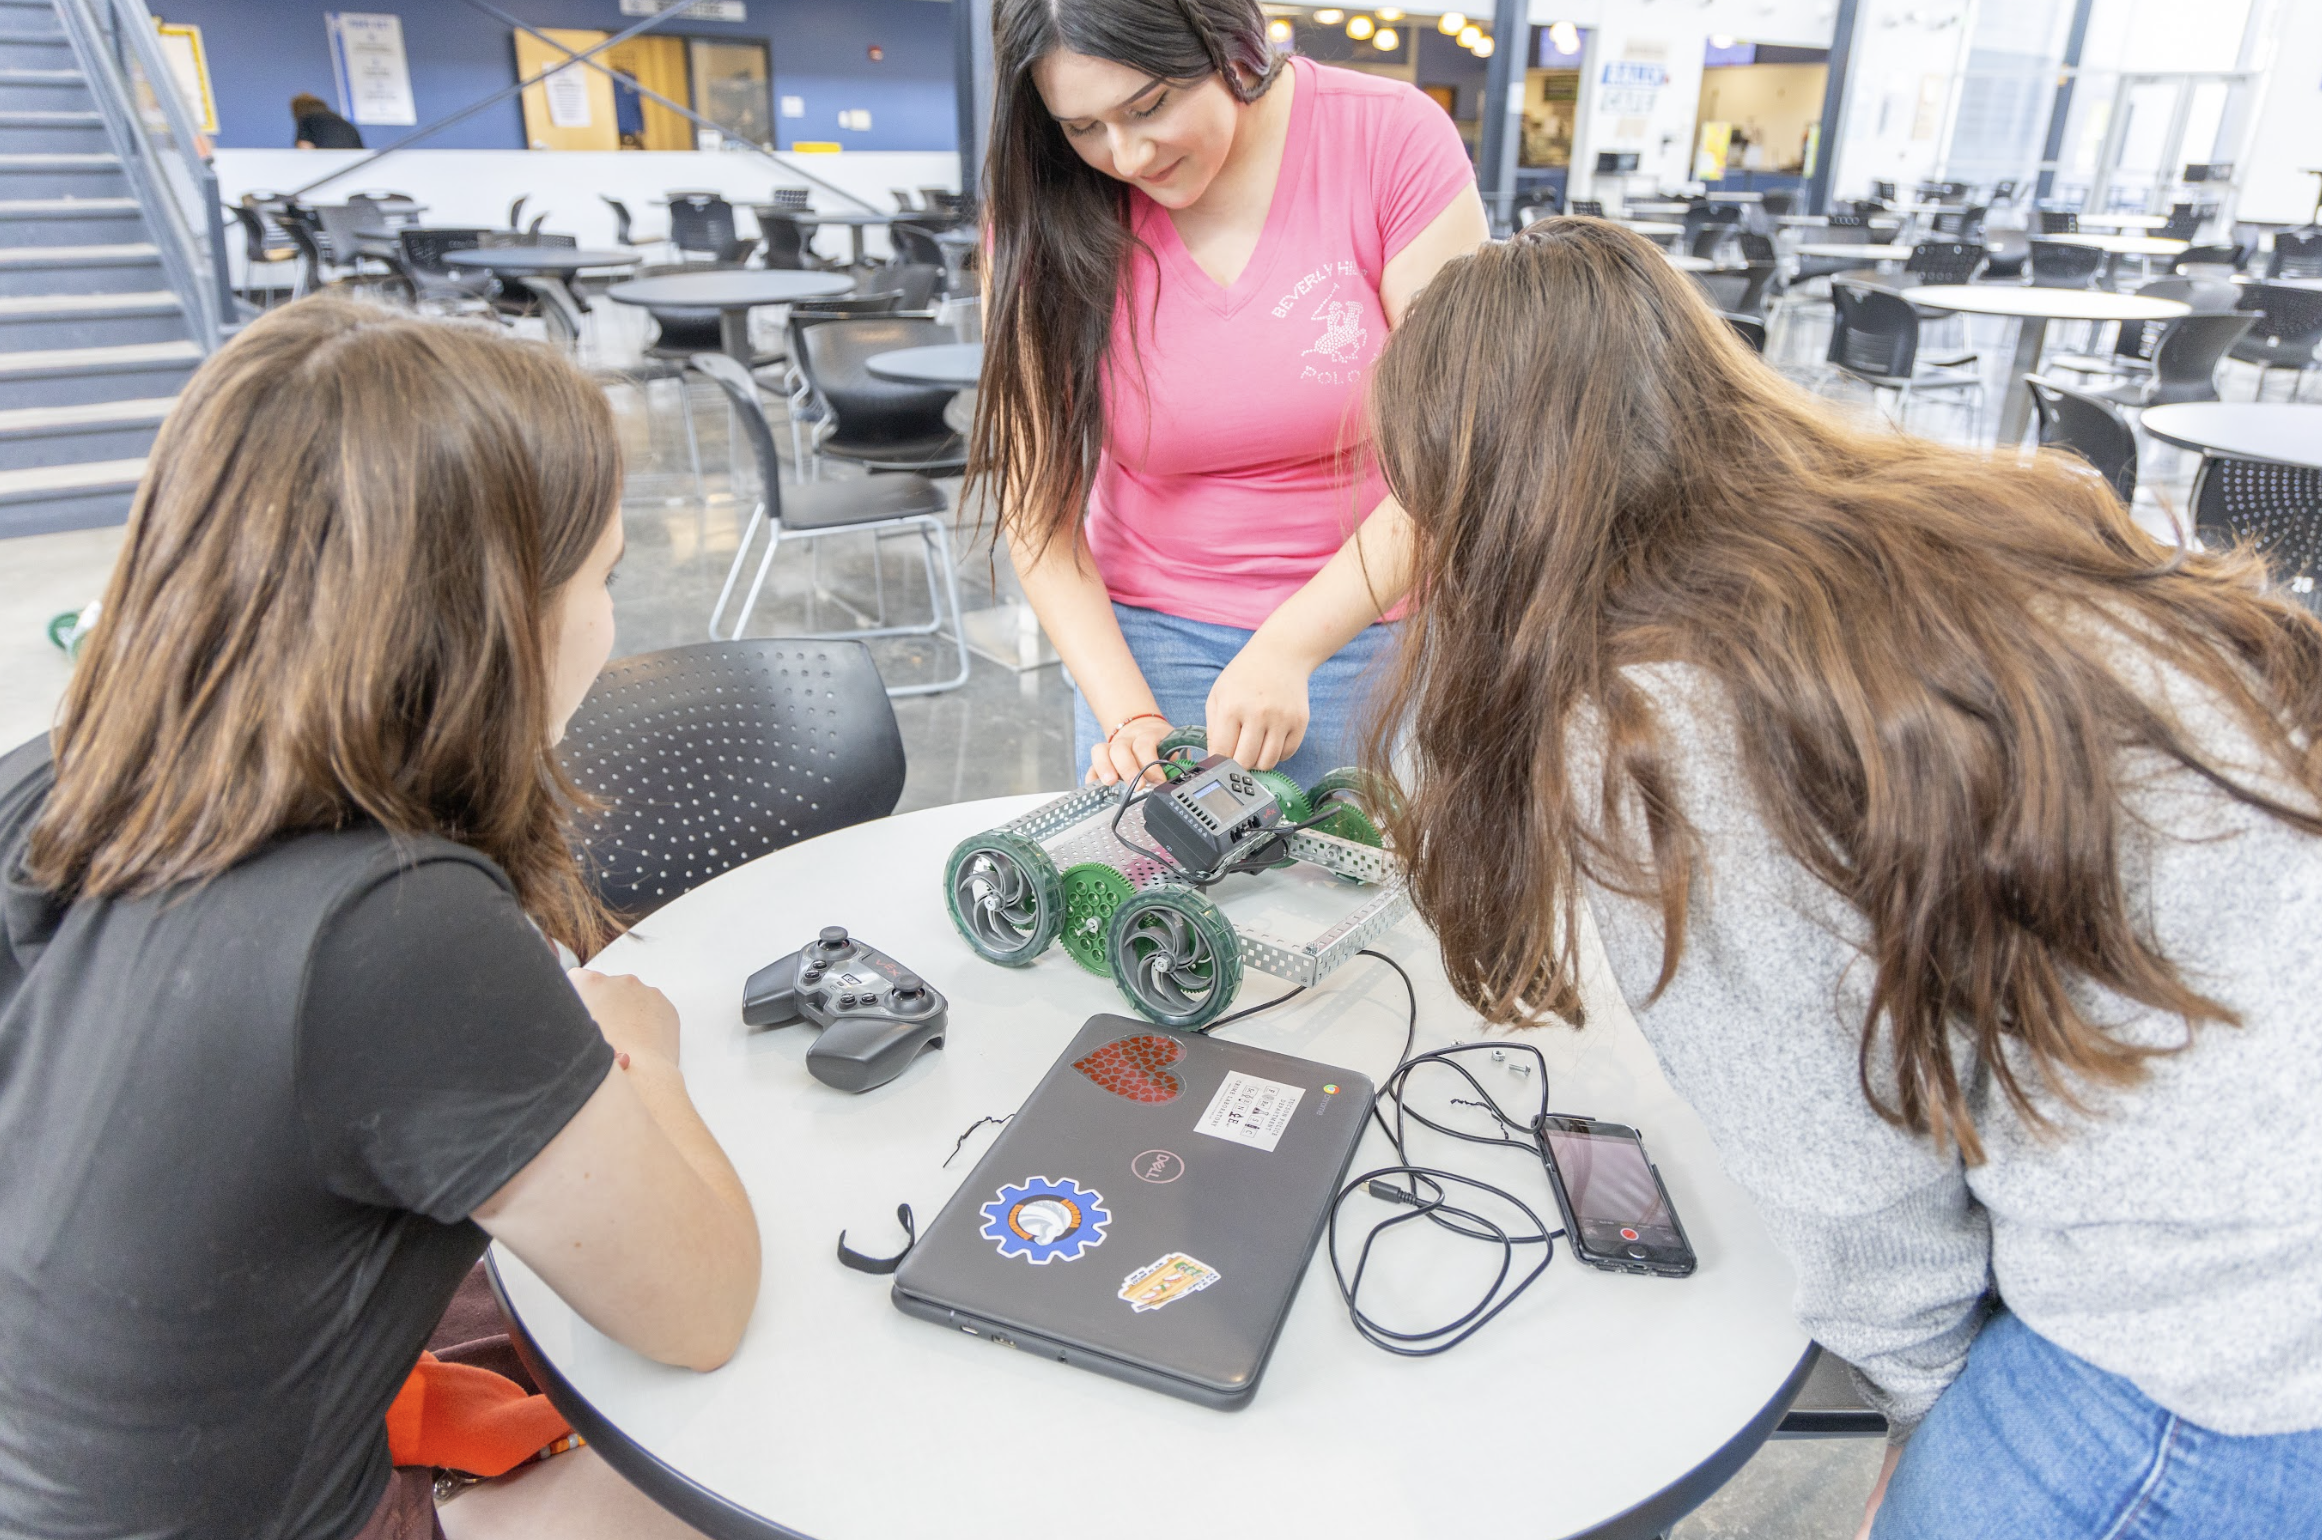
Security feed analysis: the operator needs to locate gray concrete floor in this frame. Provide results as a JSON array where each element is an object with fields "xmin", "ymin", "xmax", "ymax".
[{"xmin": 0, "ymin": 291, "xmax": 2243, "ymax": 1536}]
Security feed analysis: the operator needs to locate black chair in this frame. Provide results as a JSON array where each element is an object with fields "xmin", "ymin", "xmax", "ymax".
[
  {"xmin": 758, "ymin": 212, "xmax": 822, "ymax": 271},
  {"xmin": 2264, "ymin": 231, "xmax": 2322, "ymax": 280},
  {"xmin": 669, "ymin": 194, "xmax": 756, "ymax": 265},
  {"xmin": 2157, "ymin": 203, "xmax": 2204, "ymax": 242},
  {"xmin": 600, "ymin": 194, "xmax": 664, "ymax": 250},
  {"xmin": 1695, "ymin": 262, "xmax": 1776, "ymax": 317},
  {"xmin": 392, "ymin": 227, "xmax": 496, "ymax": 311},
  {"xmin": 559, "ymin": 639, "xmax": 908, "ymax": 923},
  {"xmin": 1871, "ymin": 181, "xmax": 1898, "ymax": 205},
  {"xmin": 2193, "ymin": 455, "xmax": 2322, "ymax": 612},
  {"xmin": 2088, "ymin": 314, "xmax": 2253, "ymax": 407},
  {"xmin": 2027, "ymin": 376, "xmax": 2137, "ymax": 504},
  {"xmin": 1931, "ymin": 205, "xmax": 1987, "ymax": 240},
  {"xmin": 1722, "ymin": 312, "xmax": 1767, "ymax": 353},
  {"xmin": 870, "ymin": 263, "xmax": 944, "ymax": 312},
  {"xmin": 2053, "ymin": 277, "xmax": 2244, "ymax": 380},
  {"xmin": 2030, "ymin": 240, "xmax": 2105, "ymax": 289},
  {"xmin": 766, "ymin": 187, "xmax": 813, "ymax": 212},
  {"xmin": 228, "ymin": 202, "xmax": 299, "ymax": 303},
  {"xmin": 517, "ymin": 275, "xmax": 587, "ymax": 352},
  {"xmin": 1685, "ymin": 205, "xmax": 1743, "ymax": 262},
  {"xmin": 269, "ymin": 200, "xmax": 337, "ymax": 294},
  {"xmin": 1905, "ymin": 240, "xmax": 1985, "ymax": 286},
  {"xmin": 919, "ymin": 188, "xmax": 972, "ymax": 221},
  {"xmin": 313, "ymin": 202, "xmax": 396, "ymax": 277},
  {"xmin": 2171, "ymin": 242, "xmax": 2245, "ymax": 276},
  {"xmin": 890, "ymin": 187, "xmax": 921, "ymax": 212},
  {"xmin": 1568, "ymin": 199, "xmax": 1605, "ymax": 217},
  {"xmin": 890, "ymin": 222, "xmax": 949, "ymax": 271},
  {"xmin": 789, "ymin": 316, "xmax": 968, "ymax": 477},
  {"xmin": 2038, "ymin": 210, "xmax": 2080, "ymax": 235},
  {"xmin": 1991, "ymin": 180, "xmax": 2019, "ymax": 206},
  {"xmin": 2229, "ymin": 283, "xmax": 2322, "ymax": 400},
  {"xmin": 1760, "ymin": 190, "xmax": 1796, "ymax": 218},
  {"xmin": 1982, "ymin": 225, "xmax": 2030, "ymax": 278},
  {"xmin": 1828, "ymin": 282, "xmax": 1983, "ymax": 429},
  {"xmin": 688, "ymin": 353, "xmax": 969, "ymax": 695}
]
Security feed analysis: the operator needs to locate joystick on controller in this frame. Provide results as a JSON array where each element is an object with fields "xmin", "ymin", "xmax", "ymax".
[{"xmin": 742, "ymin": 927, "xmax": 947, "ymax": 1092}]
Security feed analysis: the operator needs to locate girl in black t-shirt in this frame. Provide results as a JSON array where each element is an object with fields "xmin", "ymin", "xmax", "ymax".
[{"xmin": 0, "ymin": 297, "xmax": 756, "ymax": 1540}]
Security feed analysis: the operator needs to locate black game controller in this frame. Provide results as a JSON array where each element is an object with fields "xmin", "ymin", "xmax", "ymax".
[{"xmin": 742, "ymin": 927, "xmax": 948, "ymax": 1093}]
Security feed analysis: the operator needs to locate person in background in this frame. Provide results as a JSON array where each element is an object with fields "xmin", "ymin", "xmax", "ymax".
[
  {"xmin": 1365, "ymin": 221, "xmax": 2322, "ymax": 1538},
  {"xmin": 0, "ymin": 298, "xmax": 757, "ymax": 1540},
  {"xmin": 970, "ymin": 0, "xmax": 1489, "ymax": 787},
  {"xmin": 293, "ymin": 91, "xmax": 365, "ymax": 149}
]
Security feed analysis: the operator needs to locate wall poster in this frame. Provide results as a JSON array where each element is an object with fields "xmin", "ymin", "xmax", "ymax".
[
  {"xmin": 325, "ymin": 12, "xmax": 416, "ymax": 127},
  {"xmin": 152, "ymin": 21, "xmax": 218, "ymax": 134}
]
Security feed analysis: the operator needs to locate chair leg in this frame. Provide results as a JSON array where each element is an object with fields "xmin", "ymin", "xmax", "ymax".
[
  {"xmin": 708, "ymin": 498, "xmax": 771, "ymax": 640},
  {"xmin": 731, "ymin": 517, "xmax": 791, "ymax": 641},
  {"xmin": 884, "ymin": 513, "xmax": 972, "ymax": 698}
]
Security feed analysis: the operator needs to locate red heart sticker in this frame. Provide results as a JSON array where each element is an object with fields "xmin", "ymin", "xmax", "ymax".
[{"xmin": 1073, "ymin": 1034, "xmax": 1186, "ymax": 1104}]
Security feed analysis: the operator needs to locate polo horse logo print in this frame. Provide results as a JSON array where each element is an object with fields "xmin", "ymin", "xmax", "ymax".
[{"xmin": 1302, "ymin": 285, "xmax": 1368, "ymax": 365}]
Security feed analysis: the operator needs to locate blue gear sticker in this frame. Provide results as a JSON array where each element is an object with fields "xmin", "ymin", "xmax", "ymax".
[{"xmin": 980, "ymin": 1175, "xmax": 1111, "ymax": 1264}]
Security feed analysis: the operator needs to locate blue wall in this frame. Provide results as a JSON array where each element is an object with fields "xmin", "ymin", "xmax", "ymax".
[{"xmin": 154, "ymin": 0, "xmax": 956, "ymax": 151}]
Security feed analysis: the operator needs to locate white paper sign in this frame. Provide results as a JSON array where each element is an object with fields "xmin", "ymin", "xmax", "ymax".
[
  {"xmin": 1194, "ymin": 1071, "xmax": 1305, "ymax": 1153},
  {"xmin": 619, "ymin": 0, "xmax": 745, "ymax": 19},
  {"xmin": 543, "ymin": 63, "xmax": 591, "ymax": 128},
  {"xmin": 326, "ymin": 13, "xmax": 415, "ymax": 127}
]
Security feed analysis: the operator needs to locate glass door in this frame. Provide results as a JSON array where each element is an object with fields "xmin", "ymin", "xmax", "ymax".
[
  {"xmin": 686, "ymin": 38, "xmax": 773, "ymax": 150},
  {"xmin": 2084, "ymin": 71, "xmax": 2254, "ymax": 214}
]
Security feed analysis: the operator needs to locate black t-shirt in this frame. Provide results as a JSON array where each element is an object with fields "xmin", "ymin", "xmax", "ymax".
[
  {"xmin": 0, "ymin": 739, "xmax": 611, "ymax": 1540},
  {"xmin": 296, "ymin": 110, "xmax": 365, "ymax": 149}
]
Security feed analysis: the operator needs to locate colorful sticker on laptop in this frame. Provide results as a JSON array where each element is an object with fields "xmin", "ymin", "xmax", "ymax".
[
  {"xmin": 979, "ymin": 1175, "xmax": 1110, "ymax": 1264},
  {"xmin": 1118, "ymin": 1252, "xmax": 1221, "ymax": 1313},
  {"xmin": 1193, "ymin": 1070, "xmax": 1305, "ymax": 1153},
  {"xmin": 1073, "ymin": 1033, "xmax": 1186, "ymax": 1103}
]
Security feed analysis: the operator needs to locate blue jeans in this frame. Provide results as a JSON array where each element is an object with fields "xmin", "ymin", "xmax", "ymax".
[
  {"xmin": 1876, "ymin": 1311, "xmax": 2322, "ymax": 1539},
  {"xmin": 1069, "ymin": 602, "xmax": 1399, "ymax": 788}
]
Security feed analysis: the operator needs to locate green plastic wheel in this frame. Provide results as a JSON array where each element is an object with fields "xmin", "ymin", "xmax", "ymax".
[
  {"xmin": 1249, "ymin": 768, "xmax": 1311, "ymax": 824},
  {"xmin": 1105, "ymin": 884, "xmax": 1243, "ymax": 1030},
  {"xmin": 943, "ymin": 831, "xmax": 1064, "ymax": 966},
  {"xmin": 1058, "ymin": 862, "xmax": 1135, "ymax": 977},
  {"xmin": 1307, "ymin": 767, "xmax": 1387, "ymax": 848},
  {"xmin": 1155, "ymin": 725, "xmax": 1207, "ymax": 780}
]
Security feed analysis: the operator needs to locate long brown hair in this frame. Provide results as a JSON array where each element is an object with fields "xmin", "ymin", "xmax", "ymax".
[
  {"xmin": 26, "ymin": 295, "xmax": 619, "ymax": 954},
  {"xmin": 1366, "ymin": 219, "xmax": 2322, "ymax": 1162},
  {"xmin": 966, "ymin": 0, "xmax": 1281, "ymax": 562}
]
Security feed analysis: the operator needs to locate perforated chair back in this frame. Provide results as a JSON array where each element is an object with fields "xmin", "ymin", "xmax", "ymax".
[
  {"xmin": 1828, "ymin": 284, "xmax": 1920, "ymax": 381},
  {"xmin": 2266, "ymin": 232, "xmax": 2322, "ymax": 280},
  {"xmin": 669, "ymin": 195, "xmax": 748, "ymax": 263},
  {"xmin": 793, "ymin": 316, "xmax": 966, "ymax": 472},
  {"xmin": 759, "ymin": 213, "xmax": 814, "ymax": 270},
  {"xmin": 313, "ymin": 202, "xmax": 386, "ymax": 263},
  {"xmin": 560, "ymin": 640, "xmax": 906, "ymax": 923},
  {"xmin": 1906, "ymin": 240, "xmax": 1985, "ymax": 285},
  {"xmin": 1568, "ymin": 199, "xmax": 1604, "ymax": 217},
  {"xmin": 601, "ymin": 195, "xmax": 636, "ymax": 245},
  {"xmin": 787, "ymin": 293, "xmax": 902, "ymax": 322},
  {"xmin": 872, "ymin": 263, "xmax": 944, "ymax": 311},
  {"xmin": 2140, "ymin": 313, "xmax": 2254, "ymax": 404},
  {"xmin": 890, "ymin": 222, "xmax": 947, "ymax": 269},
  {"xmin": 2230, "ymin": 283, "xmax": 2322, "ymax": 371},
  {"xmin": 2030, "ymin": 240, "xmax": 2104, "ymax": 288},
  {"xmin": 767, "ymin": 187, "xmax": 813, "ymax": 211},
  {"xmin": 2193, "ymin": 456, "xmax": 2322, "ymax": 613},
  {"xmin": 2158, "ymin": 204, "xmax": 2204, "ymax": 242},
  {"xmin": 2027, "ymin": 376, "xmax": 2137, "ymax": 504},
  {"xmin": 2038, "ymin": 210, "xmax": 2080, "ymax": 235}
]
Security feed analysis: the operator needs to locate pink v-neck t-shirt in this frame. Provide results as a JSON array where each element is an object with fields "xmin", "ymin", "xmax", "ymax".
[{"xmin": 1082, "ymin": 57, "xmax": 1475, "ymax": 632}]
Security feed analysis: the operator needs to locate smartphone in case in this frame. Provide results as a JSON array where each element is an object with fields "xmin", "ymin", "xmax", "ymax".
[{"xmin": 1537, "ymin": 1114, "xmax": 1698, "ymax": 1278}]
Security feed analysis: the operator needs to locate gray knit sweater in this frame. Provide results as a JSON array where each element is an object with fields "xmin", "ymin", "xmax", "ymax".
[{"xmin": 1576, "ymin": 662, "xmax": 2322, "ymax": 1441}]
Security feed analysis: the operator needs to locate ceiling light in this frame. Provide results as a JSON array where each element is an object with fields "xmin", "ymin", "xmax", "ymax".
[
  {"xmin": 1267, "ymin": 16, "xmax": 1293, "ymax": 40},
  {"xmin": 1373, "ymin": 25, "xmax": 1398, "ymax": 48},
  {"xmin": 1471, "ymin": 33, "xmax": 1493, "ymax": 54},
  {"xmin": 1311, "ymin": 7, "xmax": 1343, "ymax": 20},
  {"xmin": 1710, "ymin": 32, "xmax": 1736, "ymax": 46},
  {"xmin": 1549, "ymin": 20, "xmax": 1579, "ymax": 52},
  {"xmin": 1437, "ymin": 11, "xmax": 1466, "ymax": 35},
  {"xmin": 1345, "ymin": 14, "xmax": 1374, "ymax": 39},
  {"xmin": 1458, "ymin": 23, "xmax": 1481, "ymax": 45},
  {"xmin": 1375, "ymin": 6, "xmax": 1402, "ymax": 17}
]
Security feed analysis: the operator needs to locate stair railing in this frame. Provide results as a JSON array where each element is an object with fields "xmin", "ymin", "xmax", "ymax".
[{"xmin": 51, "ymin": 0, "xmax": 237, "ymax": 350}]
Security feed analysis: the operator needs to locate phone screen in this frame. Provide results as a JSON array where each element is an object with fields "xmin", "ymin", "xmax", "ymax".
[{"xmin": 1542, "ymin": 1125, "xmax": 1684, "ymax": 1258}]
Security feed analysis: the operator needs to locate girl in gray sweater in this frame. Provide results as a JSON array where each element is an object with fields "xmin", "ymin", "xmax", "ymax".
[{"xmin": 1362, "ymin": 222, "xmax": 2322, "ymax": 1537}]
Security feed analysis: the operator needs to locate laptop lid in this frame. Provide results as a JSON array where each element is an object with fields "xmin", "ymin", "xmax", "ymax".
[{"xmin": 893, "ymin": 1014, "xmax": 1373, "ymax": 1405}]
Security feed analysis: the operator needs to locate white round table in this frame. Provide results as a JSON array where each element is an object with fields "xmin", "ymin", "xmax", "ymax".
[
  {"xmin": 2046, "ymin": 233, "xmax": 2190, "ymax": 257},
  {"xmin": 864, "ymin": 342, "xmax": 982, "ymax": 388},
  {"xmin": 494, "ymin": 796, "xmax": 1813, "ymax": 1540},
  {"xmin": 605, "ymin": 270, "xmax": 853, "ymax": 366},
  {"xmin": 2140, "ymin": 404, "xmax": 2322, "ymax": 469},
  {"xmin": 1664, "ymin": 252, "xmax": 1716, "ymax": 273},
  {"xmin": 2073, "ymin": 214, "xmax": 2168, "ymax": 232},
  {"xmin": 1799, "ymin": 242, "xmax": 1914, "ymax": 263},
  {"xmin": 1614, "ymin": 219, "xmax": 1684, "ymax": 237},
  {"xmin": 1904, "ymin": 285, "xmax": 2191, "ymax": 446},
  {"xmin": 1625, "ymin": 200, "xmax": 1691, "ymax": 217}
]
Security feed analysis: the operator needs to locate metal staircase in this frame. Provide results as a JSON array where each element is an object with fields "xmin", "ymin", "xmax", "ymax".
[{"xmin": 0, "ymin": 0, "xmax": 229, "ymax": 536}]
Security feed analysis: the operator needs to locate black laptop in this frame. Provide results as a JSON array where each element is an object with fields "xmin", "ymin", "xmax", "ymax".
[{"xmin": 893, "ymin": 1014, "xmax": 1373, "ymax": 1409}]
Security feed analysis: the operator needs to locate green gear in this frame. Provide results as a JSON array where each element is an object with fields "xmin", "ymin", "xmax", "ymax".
[
  {"xmin": 1249, "ymin": 768, "xmax": 1311, "ymax": 824},
  {"xmin": 1307, "ymin": 767, "xmax": 1386, "ymax": 848},
  {"xmin": 1155, "ymin": 725, "xmax": 1207, "ymax": 780},
  {"xmin": 1058, "ymin": 862, "xmax": 1135, "ymax": 976}
]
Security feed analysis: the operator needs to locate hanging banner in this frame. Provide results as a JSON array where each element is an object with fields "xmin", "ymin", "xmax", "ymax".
[
  {"xmin": 618, "ymin": 0, "xmax": 746, "ymax": 20},
  {"xmin": 326, "ymin": 13, "xmax": 416, "ymax": 127}
]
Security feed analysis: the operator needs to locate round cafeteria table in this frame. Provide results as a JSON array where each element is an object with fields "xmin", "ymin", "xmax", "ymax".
[
  {"xmin": 1798, "ymin": 242, "xmax": 1914, "ymax": 264},
  {"xmin": 1904, "ymin": 285, "xmax": 2189, "ymax": 448},
  {"xmin": 604, "ymin": 269, "xmax": 852, "ymax": 367},
  {"xmin": 1614, "ymin": 218, "xmax": 1684, "ymax": 237},
  {"xmin": 791, "ymin": 209, "xmax": 899, "ymax": 267},
  {"xmin": 1664, "ymin": 252, "xmax": 1716, "ymax": 272},
  {"xmin": 492, "ymin": 795, "xmax": 1815, "ymax": 1540},
  {"xmin": 441, "ymin": 247, "xmax": 641, "ymax": 282},
  {"xmin": 1624, "ymin": 200, "xmax": 1691, "ymax": 217},
  {"xmin": 2140, "ymin": 403, "xmax": 2322, "ymax": 469},
  {"xmin": 2073, "ymin": 214, "xmax": 2169, "ymax": 232},
  {"xmin": 864, "ymin": 341, "xmax": 983, "ymax": 387},
  {"xmin": 2045, "ymin": 233, "xmax": 2190, "ymax": 257}
]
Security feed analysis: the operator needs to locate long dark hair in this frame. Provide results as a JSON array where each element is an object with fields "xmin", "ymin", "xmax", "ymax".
[
  {"xmin": 28, "ymin": 296, "xmax": 620, "ymax": 954},
  {"xmin": 967, "ymin": 0, "xmax": 1281, "ymax": 562},
  {"xmin": 1365, "ymin": 219, "xmax": 2322, "ymax": 1163}
]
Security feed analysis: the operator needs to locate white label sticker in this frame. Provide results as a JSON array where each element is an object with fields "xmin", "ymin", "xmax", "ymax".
[{"xmin": 1193, "ymin": 1071, "xmax": 1305, "ymax": 1153}]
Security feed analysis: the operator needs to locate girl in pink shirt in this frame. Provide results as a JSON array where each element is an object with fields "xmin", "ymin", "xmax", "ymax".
[{"xmin": 969, "ymin": 0, "xmax": 1488, "ymax": 786}]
